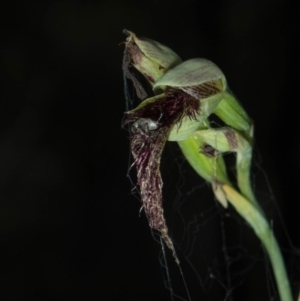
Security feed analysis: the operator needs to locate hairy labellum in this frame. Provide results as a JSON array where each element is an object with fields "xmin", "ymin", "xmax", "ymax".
[{"xmin": 125, "ymin": 89, "xmax": 199, "ymax": 260}]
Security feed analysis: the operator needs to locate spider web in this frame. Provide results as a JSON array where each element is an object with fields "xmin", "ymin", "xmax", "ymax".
[
  {"xmin": 155, "ymin": 140, "xmax": 300, "ymax": 301},
  {"xmin": 123, "ymin": 64, "xmax": 300, "ymax": 301}
]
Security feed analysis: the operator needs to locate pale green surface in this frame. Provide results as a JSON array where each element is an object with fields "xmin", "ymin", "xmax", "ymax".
[
  {"xmin": 126, "ymin": 30, "xmax": 182, "ymax": 83},
  {"xmin": 214, "ymin": 91, "xmax": 252, "ymax": 134},
  {"xmin": 177, "ymin": 135, "xmax": 230, "ymax": 185},
  {"xmin": 130, "ymin": 30, "xmax": 182, "ymax": 70},
  {"xmin": 154, "ymin": 58, "xmax": 226, "ymax": 90},
  {"xmin": 193, "ymin": 127, "xmax": 259, "ymax": 208}
]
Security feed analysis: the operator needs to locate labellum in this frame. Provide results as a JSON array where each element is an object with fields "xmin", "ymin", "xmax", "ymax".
[{"xmin": 124, "ymin": 89, "xmax": 200, "ymax": 262}]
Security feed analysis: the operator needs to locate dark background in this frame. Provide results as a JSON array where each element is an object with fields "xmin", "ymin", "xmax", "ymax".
[{"xmin": 1, "ymin": 0, "xmax": 299, "ymax": 300}]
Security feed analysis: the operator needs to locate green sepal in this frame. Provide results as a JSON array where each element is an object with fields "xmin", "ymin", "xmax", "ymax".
[
  {"xmin": 214, "ymin": 91, "xmax": 252, "ymax": 136},
  {"xmin": 153, "ymin": 58, "xmax": 226, "ymax": 92},
  {"xmin": 177, "ymin": 134, "xmax": 230, "ymax": 185}
]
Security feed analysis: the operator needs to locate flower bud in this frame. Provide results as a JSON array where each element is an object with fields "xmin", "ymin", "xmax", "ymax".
[{"xmin": 124, "ymin": 30, "xmax": 182, "ymax": 84}]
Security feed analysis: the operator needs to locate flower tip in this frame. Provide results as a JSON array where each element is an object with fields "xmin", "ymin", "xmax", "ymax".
[
  {"xmin": 123, "ymin": 28, "xmax": 129, "ymax": 36},
  {"xmin": 123, "ymin": 31, "xmax": 182, "ymax": 85}
]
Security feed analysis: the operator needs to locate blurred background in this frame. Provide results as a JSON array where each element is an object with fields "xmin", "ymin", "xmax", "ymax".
[{"xmin": 1, "ymin": 0, "xmax": 299, "ymax": 300}]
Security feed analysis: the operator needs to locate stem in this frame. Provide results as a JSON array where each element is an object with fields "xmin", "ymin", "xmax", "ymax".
[
  {"xmin": 222, "ymin": 185, "xmax": 293, "ymax": 301},
  {"xmin": 236, "ymin": 150, "xmax": 257, "ymax": 206}
]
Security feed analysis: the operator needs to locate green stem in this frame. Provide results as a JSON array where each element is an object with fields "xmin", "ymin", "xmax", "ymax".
[
  {"xmin": 236, "ymin": 149, "xmax": 257, "ymax": 206},
  {"xmin": 222, "ymin": 185, "xmax": 293, "ymax": 301}
]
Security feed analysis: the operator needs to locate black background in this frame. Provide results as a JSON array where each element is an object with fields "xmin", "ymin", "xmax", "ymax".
[{"xmin": 1, "ymin": 0, "xmax": 299, "ymax": 300}]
